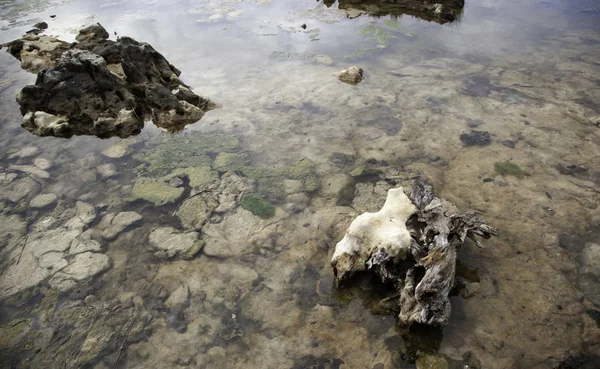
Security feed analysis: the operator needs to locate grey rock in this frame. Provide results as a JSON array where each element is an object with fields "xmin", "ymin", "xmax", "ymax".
[
  {"xmin": 176, "ymin": 194, "xmax": 218, "ymax": 231},
  {"xmin": 33, "ymin": 158, "xmax": 52, "ymax": 170},
  {"xmin": 149, "ymin": 227, "xmax": 203, "ymax": 259},
  {"xmin": 459, "ymin": 130, "xmax": 491, "ymax": 146},
  {"xmin": 9, "ymin": 164, "xmax": 49, "ymax": 179},
  {"xmin": 49, "ymin": 252, "xmax": 111, "ymax": 292},
  {"xmin": 8, "ymin": 146, "xmax": 40, "ymax": 159},
  {"xmin": 2, "ymin": 176, "xmax": 40, "ymax": 203},
  {"xmin": 337, "ymin": 66, "xmax": 363, "ymax": 85},
  {"xmin": 30, "ymin": 193, "xmax": 57, "ymax": 209},
  {"xmin": 97, "ymin": 212, "xmax": 143, "ymax": 240},
  {"xmin": 96, "ymin": 163, "xmax": 118, "ymax": 179}
]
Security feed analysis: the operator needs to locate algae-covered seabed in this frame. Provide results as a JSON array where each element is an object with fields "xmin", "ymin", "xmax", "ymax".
[{"xmin": 1, "ymin": 0, "xmax": 599, "ymax": 368}]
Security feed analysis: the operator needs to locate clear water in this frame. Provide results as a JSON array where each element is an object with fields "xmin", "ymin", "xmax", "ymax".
[{"xmin": 0, "ymin": 0, "xmax": 599, "ymax": 368}]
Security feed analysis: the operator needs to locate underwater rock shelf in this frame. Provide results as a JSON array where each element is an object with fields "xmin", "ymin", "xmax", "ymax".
[
  {"xmin": 331, "ymin": 180, "xmax": 497, "ymax": 327},
  {"xmin": 3, "ymin": 23, "xmax": 214, "ymax": 138}
]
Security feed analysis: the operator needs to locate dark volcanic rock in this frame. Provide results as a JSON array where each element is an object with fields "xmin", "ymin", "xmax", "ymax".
[
  {"xmin": 5, "ymin": 23, "xmax": 213, "ymax": 138},
  {"xmin": 19, "ymin": 49, "xmax": 140, "ymax": 138},
  {"xmin": 460, "ymin": 130, "xmax": 491, "ymax": 146}
]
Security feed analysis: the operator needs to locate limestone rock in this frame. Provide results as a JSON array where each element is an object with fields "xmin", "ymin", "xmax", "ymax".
[
  {"xmin": 96, "ymin": 163, "xmax": 118, "ymax": 179},
  {"xmin": 8, "ymin": 146, "xmax": 40, "ymax": 159},
  {"xmin": 578, "ymin": 243, "xmax": 600, "ymax": 305},
  {"xmin": 49, "ymin": 252, "xmax": 111, "ymax": 292},
  {"xmin": 30, "ymin": 193, "xmax": 57, "ymax": 209},
  {"xmin": 416, "ymin": 353, "xmax": 449, "ymax": 369},
  {"xmin": 9, "ymin": 164, "xmax": 49, "ymax": 179},
  {"xmin": 332, "ymin": 181, "xmax": 497, "ymax": 328},
  {"xmin": 203, "ymin": 209, "xmax": 260, "ymax": 258},
  {"xmin": 97, "ymin": 212, "xmax": 143, "ymax": 240},
  {"xmin": 7, "ymin": 24, "xmax": 214, "ymax": 138},
  {"xmin": 149, "ymin": 227, "xmax": 203, "ymax": 259},
  {"xmin": 102, "ymin": 142, "xmax": 128, "ymax": 158},
  {"xmin": 2, "ymin": 177, "xmax": 40, "ymax": 203},
  {"xmin": 337, "ymin": 66, "xmax": 363, "ymax": 85},
  {"xmin": 331, "ymin": 187, "xmax": 417, "ymax": 283},
  {"xmin": 176, "ymin": 194, "xmax": 218, "ymax": 231},
  {"xmin": 130, "ymin": 177, "xmax": 184, "ymax": 206},
  {"xmin": 165, "ymin": 285, "xmax": 190, "ymax": 310},
  {"xmin": 33, "ymin": 158, "xmax": 52, "ymax": 170}
]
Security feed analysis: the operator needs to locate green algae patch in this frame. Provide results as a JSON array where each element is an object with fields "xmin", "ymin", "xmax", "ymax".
[
  {"xmin": 133, "ymin": 133, "xmax": 239, "ymax": 177},
  {"xmin": 240, "ymin": 194, "xmax": 275, "ymax": 218},
  {"xmin": 165, "ymin": 165, "xmax": 218, "ymax": 188},
  {"xmin": 214, "ymin": 152, "xmax": 250, "ymax": 172},
  {"xmin": 284, "ymin": 158, "xmax": 319, "ymax": 192},
  {"xmin": 130, "ymin": 177, "xmax": 184, "ymax": 206},
  {"xmin": 494, "ymin": 161, "xmax": 524, "ymax": 178},
  {"xmin": 0, "ymin": 319, "xmax": 31, "ymax": 347}
]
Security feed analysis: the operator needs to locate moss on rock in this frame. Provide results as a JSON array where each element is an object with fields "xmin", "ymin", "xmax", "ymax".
[
  {"xmin": 214, "ymin": 152, "xmax": 250, "ymax": 172},
  {"xmin": 0, "ymin": 319, "xmax": 32, "ymax": 348},
  {"xmin": 130, "ymin": 177, "xmax": 184, "ymax": 206},
  {"xmin": 240, "ymin": 194, "xmax": 275, "ymax": 218},
  {"xmin": 494, "ymin": 161, "xmax": 524, "ymax": 178}
]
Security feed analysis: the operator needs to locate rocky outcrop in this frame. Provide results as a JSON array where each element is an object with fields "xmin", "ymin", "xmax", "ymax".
[
  {"xmin": 335, "ymin": 0, "xmax": 464, "ymax": 23},
  {"xmin": 331, "ymin": 180, "xmax": 497, "ymax": 327},
  {"xmin": 5, "ymin": 23, "xmax": 214, "ymax": 138}
]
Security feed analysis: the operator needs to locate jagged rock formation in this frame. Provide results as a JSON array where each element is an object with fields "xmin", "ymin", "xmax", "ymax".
[
  {"xmin": 331, "ymin": 180, "xmax": 497, "ymax": 327},
  {"xmin": 4, "ymin": 23, "xmax": 214, "ymax": 138},
  {"xmin": 335, "ymin": 0, "xmax": 464, "ymax": 23}
]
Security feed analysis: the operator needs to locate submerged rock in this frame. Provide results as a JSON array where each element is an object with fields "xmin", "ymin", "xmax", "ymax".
[
  {"xmin": 96, "ymin": 211, "xmax": 143, "ymax": 240},
  {"xmin": 337, "ymin": 66, "xmax": 364, "ymax": 85},
  {"xmin": 130, "ymin": 177, "xmax": 184, "ymax": 206},
  {"xmin": 331, "ymin": 187, "xmax": 417, "ymax": 282},
  {"xmin": 5, "ymin": 23, "xmax": 214, "ymax": 138},
  {"xmin": 331, "ymin": 180, "xmax": 496, "ymax": 327},
  {"xmin": 29, "ymin": 193, "xmax": 57, "ymax": 209},
  {"xmin": 149, "ymin": 227, "xmax": 204, "ymax": 259},
  {"xmin": 459, "ymin": 130, "xmax": 491, "ymax": 146}
]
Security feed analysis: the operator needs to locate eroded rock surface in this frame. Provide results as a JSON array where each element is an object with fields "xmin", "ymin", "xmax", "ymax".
[
  {"xmin": 332, "ymin": 181, "xmax": 497, "ymax": 327},
  {"xmin": 4, "ymin": 23, "xmax": 214, "ymax": 138}
]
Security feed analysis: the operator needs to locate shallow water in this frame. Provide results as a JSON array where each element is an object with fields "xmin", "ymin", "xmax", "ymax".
[{"xmin": 1, "ymin": 0, "xmax": 600, "ymax": 368}]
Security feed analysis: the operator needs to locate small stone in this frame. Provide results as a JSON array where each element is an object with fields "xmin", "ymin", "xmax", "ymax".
[
  {"xmin": 459, "ymin": 130, "xmax": 491, "ymax": 146},
  {"xmin": 102, "ymin": 142, "xmax": 128, "ymax": 158},
  {"xmin": 501, "ymin": 140, "xmax": 516, "ymax": 149},
  {"xmin": 130, "ymin": 177, "xmax": 184, "ymax": 206},
  {"xmin": 176, "ymin": 194, "xmax": 218, "ymax": 231},
  {"xmin": 34, "ymin": 22, "xmax": 48, "ymax": 30},
  {"xmin": 96, "ymin": 164, "xmax": 117, "ymax": 179},
  {"xmin": 149, "ymin": 227, "xmax": 203, "ymax": 259},
  {"xmin": 69, "ymin": 238, "xmax": 102, "ymax": 255},
  {"xmin": 416, "ymin": 353, "xmax": 449, "ymax": 369},
  {"xmin": 9, "ymin": 146, "xmax": 40, "ymax": 159},
  {"xmin": 168, "ymin": 177, "xmax": 184, "ymax": 188},
  {"xmin": 84, "ymin": 295, "xmax": 98, "ymax": 305},
  {"xmin": 337, "ymin": 66, "xmax": 363, "ymax": 85},
  {"xmin": 9, "ymin": 164, "xmax": 49, "ymax": 179},
  {"xmin": 30, "ymin": 193, "xmax": 57, "ymax": 209},
  {"xmin": 33, "ymin": 158, "xmax": 52, "ymax": 170},
  {"xmin": 165, "ymin": 285, "xmax": 190, "ymax": 310},
  {"xmin": 98, "ymin": 212, "xmax": 143, "ymax": 240},
  {"xmin": 460, "ymin": 281, "xmax": 481, "ymax": 299},
  {"xmin": 49, "ymin": 252, "xmax": 111, "ymax": 292}
]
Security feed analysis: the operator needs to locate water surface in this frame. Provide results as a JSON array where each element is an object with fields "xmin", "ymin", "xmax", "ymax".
[{"xmin": 1, "ymin": 0, "xmax": 599, "ymax": 368}]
